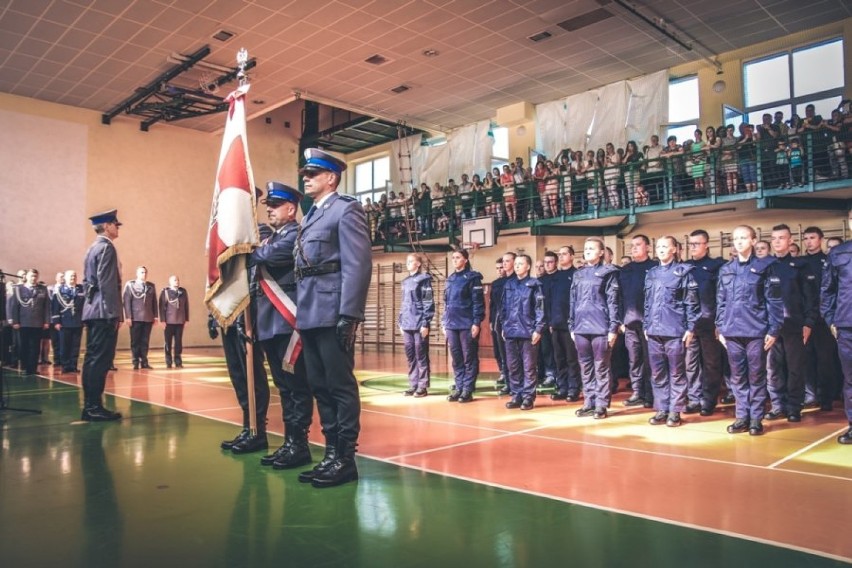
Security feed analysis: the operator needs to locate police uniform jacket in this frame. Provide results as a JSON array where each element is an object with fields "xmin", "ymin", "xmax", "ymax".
[
  {"xmin": 772, "ymin": 253, "xmax": 817, "ymax": 328},
  {"xmin": 398, "ymin": 272, "xmax": 435, "ymax": 331},
  {"xmin": 442, "ymin": 267, "xmax": 484, "ymax": 330},
  {"xmin": 821, "ymin": 240, "xmax": 852, "ymax": 328},
  {"xmin": 686, "ymin": 255, "xmax": 726, "ymax": 324},
  {"xmin": 716, "ymin": 255, "xmax": 784, "ymax": 338},
  {"xmin": 250, "ymin": 221, "xmax": 298, "ymax": 341},
  {"xmin": 295, "ymin": 192, "xmax": 372, "ymax": 329},
  {"xmin": 569, "ymin": 262, "xmax": 622, "ymax": 335},
  {"xmin": 123, "ymin": 280, "xmax": 158, "ymax": 322},
  {"xmin": 82, "ymin": 235, "xmax": 123, "ymax": 321},
  {"xmin": 499, "ymin": 275, "xmax": 545, "ymax": 340},
  {"xmin": 489, "ymin": 275, "xmax": 508, "ymax": 326},
  {"xmin": 8, "ymin": 284, "xmax": 50, "ymax": 328},
  {"xmin": 158, "ymin": 287, "xmax": 189, "ymax": 325},
  {"xmin": 542, "ymin": 268, "xmax": 575, "ymax": 330},
  {"xmin": 51, "ymin": 284, "xmax": 85, "ymax": 328},
  {"xmin": 620, "ymin": 258, "xmax": 658, "ymax": 326},
  {"xmin": 643, "ymin": 262, "xmax": 700, "ymax": 337}
]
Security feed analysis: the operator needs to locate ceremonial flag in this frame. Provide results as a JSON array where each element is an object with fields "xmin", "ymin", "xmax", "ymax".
[{"xmin": 204, "ymin": 83, "xmax": 259, "ymax": 327}]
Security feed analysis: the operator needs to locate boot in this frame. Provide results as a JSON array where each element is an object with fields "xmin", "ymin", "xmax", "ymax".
[
  {"xmin": 230, "ymin": 430, "xmax": 268, "ymax": 454},
  {"xmin": 260, "ymin": 437, "xmax": 292, "ymax": 466},
  {"xmin": 222, "ymin": 429, "xmax": 250, "ymax": 450},
  {"xmin": 311, "ymin": 439, "xmax": 359, "ymax": 488},
  {"xmin": 272, "ymin": 427, "xmax": 313, "ymax": 470},
  {"xmin": 81, "ymin": 401, "xmax": 122, "ymax": 422},
  {"xmin": 299, "ymin": 436, "xmax": 338, "ymax": 483}
]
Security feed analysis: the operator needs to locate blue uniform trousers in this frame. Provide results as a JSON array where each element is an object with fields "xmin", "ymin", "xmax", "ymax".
[
  {"xmin": 767, "ymin": 321, "xmax": 806, "ymax": 415},
  {"xmin": 59, "ymin": 326, "xmax": 82, "ymax": 371},
  {"xmin": 725, "ymin": 337, "xmax": 768, "ymax": 421},
  {"xmin": 261, "ymin": 333, "xmax": 313, "ymax": 431},
  {"xmin": 648, "ymin": 336, "xmax": 688, "ymax": 413},
  {"xmin": 447, "ymin": 328, "xmax": 478, "ymax": 392},
  {"xmin": 575, "ymin": 333, "xmax": 612, "ymax": 410},
  {"xmin": 685, "ymin": 323, "xmax": 723, "ymax": 410},
  {"xmin": 81, "ymin": 319, "xmax": 118, "ymax": 405},
  {"xmin": 551, "ymin": 328, "xmax": 581, "ymax": 396},
  {"xmin": 129, "ymin": 321, "xmax": 153, "ymax": 365},
  {"xmin": 505, "ymin": 338, "xmax": 538, "ymax": 399},
  {"xmin": 838, "ymin": 328, "xmax": 852, "ymax": 423},
  {"xmin": 403, "ymin": 330, "xmax": 430, "ymax": 389},
  {"xmin": 624, "ymin": 322, "xmax": 653, "ymax": 402},
  {"xmin": 804, "ymin": 320, "xmax": 840, "ymax": 405}
]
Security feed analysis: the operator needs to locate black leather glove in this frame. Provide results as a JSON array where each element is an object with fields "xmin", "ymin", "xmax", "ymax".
[
  {"xmin": 235, "ymin": 319, "xmax": 251, "ymax": 344},
  {"xmin": 336, "ymin": 316, "xmax": 359, "ymax": 353},
  {"xmin": 207, "ymin": 315, "xmax": 219, "ymax": 340}
]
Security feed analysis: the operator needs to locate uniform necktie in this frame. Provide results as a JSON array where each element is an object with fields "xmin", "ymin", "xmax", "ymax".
[{"xmin": 304, "ymin": 205, "xmax": 317, "ymax": 223}]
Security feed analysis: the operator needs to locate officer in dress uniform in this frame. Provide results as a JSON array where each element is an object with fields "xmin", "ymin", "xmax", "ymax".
[
  {"xmin": 643, "ymin": 236, "xmax": 700, "ymax": 427},
  {"xmin": 621, "ymin": 235, "xmax": 658, "ymax": 409},
  {"xmin": 249, "ymin": 182, "xmax": 315, "ymax": 467},
  {"xmin": 821, "ymin": 238, "xmax": 852, "ymax": 444},
  {"xmin": 443, "ymin": 249, "xmax": 485, "ymax": 403},
  {"xmin": 716, "ymin": 225, "xmax": 784, "ymax": 436},
  {"xmin": 294, "ymin": 149, "xmax": 372, "ymax": 489},
  {"xmin": 52, "ymin": 269, "xmax": 85, "ymax": 373},
  {"xmin": 80, "ymin": 209, "xmax": 123, "ymax": 421},
  {"xmin": 399, "ymin": 253, "xmax": 435, "ymax": 398},
  {"xmin": 123, "ymin": 266, "xmax": 158, "ymax": 369},
  {"xmin": 499, "ymin": 254, "xmax": 545, "ymax": 410},
  {"xmin": 158, "ymin": 275, "xmax": 189, "ymax": 368},
  {"xmin": 48, "ymin": 271, "xmax": 64, "ymax": 367},
  {"xmin": 570, "ymin": 237, "xmax": 622, "ymax": 419},
  {"xmin": 544, "ymin": 246, "xmax": 581, "ymax": 402},
  {"xmin": 8, "ymin": 269, "xmax": 50, "ymax": 375}
]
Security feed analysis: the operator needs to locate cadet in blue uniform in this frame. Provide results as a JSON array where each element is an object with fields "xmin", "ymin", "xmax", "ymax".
[
  {"xmin": 443, "ymin": 249, "xmax": 485, "ymax": 403},
  {"xmin": 500, "ymin": 254, "xmax": 545, "ymax": 410},
  {"xmin": 716, "ymin": 225, "xmax": 784, "ymax": 436},
  {"xmin": 52, "ymin": 269, "xmax": 85, "ymax": 373},
  {"xmin": 399, "ymin": 253, "xmax": 434, "ymax": 397},
  {"xmin": 249, "ymin": 182, "xmax": 314, "ymax": 467},
  {"xmin": 536, "ymin": 257, "xmax": 556, "ymax": 387},
  {"xmin": 123, "ymin": 266, "xmax": 158, "ymax": 369},
  {"xmin": 8, "ymin": 269, "xmax": 50, "ymax": 375},
  {"xmin": 684, "ymin": 229, "xmax": 726, "ymax": 416},
  {"xmin": 621, "ymin": 235, "xmax": 658, "ymax": 408},
  {"xmin": 821, "ymin": 239, "xmax": 852, "ymax": 444},
  {"xmin": 295, "ymin": 149, "xmax": 372, "ymax": 488},
  {"xmin": 543, "ymin": 246, "xmax": 581, "ymax": 401},
  {"xmin": 489, "ymin": 255, "xmax": 511, "ymax": 391},
  {"xmin": 644, "ymin": 236, "xmax": 700, "ymax": 427},
  {"xmin": 766, "ymin": 224, "xmax": 817, "ymax": 423},
  {"xmin": 570, "ymin": 237, "xmax": 622, "ymax": 419},
  {"xmin": 80, "ymin": 209, "xmax": 124, "ymax": 421},
  {"xmin": 158, "ymin": 275, "xmax": 189, "ymax": 368}
]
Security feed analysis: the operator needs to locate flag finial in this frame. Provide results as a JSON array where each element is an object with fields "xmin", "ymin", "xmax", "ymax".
[{"xmin": 237, "ymin": 48, "xmax": 249, "ymax": 86}]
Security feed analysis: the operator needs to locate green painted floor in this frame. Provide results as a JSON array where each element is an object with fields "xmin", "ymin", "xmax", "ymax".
[{"xmin": 0, "ymin": 372, "xmax": 846, "ymax": 568}]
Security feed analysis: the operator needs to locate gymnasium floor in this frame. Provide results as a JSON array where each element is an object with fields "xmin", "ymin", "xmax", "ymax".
[{"xmin": 1, "ymin": 347, "xmax": 850, "ymax": 568}]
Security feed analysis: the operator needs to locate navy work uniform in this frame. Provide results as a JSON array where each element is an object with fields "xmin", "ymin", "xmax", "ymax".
[
  {"xmin": 489, "ymin": 273, "xmax": 508, "ymax": 383},
  {"xmin": 500, "ymin": 273, "xmax": 545, "ymax": 408},
  {"xmin": 716, "ymin": 254, "xmax": 784, "ymax": 433},
  {"xmin": 536, "ymin": 272, "xmax": 556, "ymax": 385},
  {"xmin": 51, "ymin": 282, "xmax": 85, "ymax": 373},
  {"xmin": 802, "ymin": 250, "xmax": 841, "ymax": 408},
  {"xmin": 570, "ymin": 261, "xmax": 622, "ymax": 416},
  {"xmin": 8, "ymin": 281, "xmax": 50, "ymax": 375},
  {"xmin": 643, "ymin": 262, "xmax": 700, "ymax": 424},
  {"xmin": 295, "ymin": 148, "xmax": 372, "ymax": 488},
  {"xmin": 443, "ymin": 265, "xmax": 485, "ymax": 400},
  {"xmin": 158, "ymin": 284, "xmax": 189, "ymax": 368},
  {"xmin": 123, "ymin": 277, "xmax": 157, "ymax": 369},
  {"xmin": 620, "ymin": 257, "xmax": 658, "ymax": 406},
  {"xmin": 766, "ymin": 254, "xmax": 817, "ymax": 420},
  {"xmin": 542, "ymin": 266, "xmax": 581, "ymax": 399},
  {"xmin": 685, "ymin": 254, "xmax": 726, "ymax": 414},
  {"xmin": 399, "ymin": 272, "xmax": 435, "ymax": 394},
  {"xmin": 820, "ymin": 240, "xmax": 852, "ymax": 443},
  {"xmin": 80, "ymin": 209, "xmax": 124, "ymax": 421}
]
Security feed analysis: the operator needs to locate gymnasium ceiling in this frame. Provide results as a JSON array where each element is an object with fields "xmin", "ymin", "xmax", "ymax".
[{"xmin": 1, "ymin": 0, "xmax": 849, "ymax": 136}]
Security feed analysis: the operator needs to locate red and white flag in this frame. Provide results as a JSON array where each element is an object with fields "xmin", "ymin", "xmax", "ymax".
[{"xmin": 204, "ymin": 84, "xmax": 259, "ymax": 327}]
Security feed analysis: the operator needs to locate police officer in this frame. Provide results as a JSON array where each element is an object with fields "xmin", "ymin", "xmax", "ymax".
[
  {"xmin": 123, "ymin": 266, "xmax": 158, "ymax": 369},
  {"xmin": 8, "ymin": 269, "xmax": 50, "ymax": 375},
  {"xmin": 766, "ymin": 224, "xmax": 817, "ymax": 423},
  {"xmin": 158, "ymin": 275, "xmax": 189, "ymax": 368},
  {"xmin": 399, "ymin": 253, "xmax": 434, "ymax": 398},
  {"xmin": 48, "ymin": 271, "xmax": 64, "ymax": 367},
  {"xmin": 443, "ymin": 249, "xmax": 485, "ymax": 403},
  {"xmin": 294, "ymin": 148, "xmax": 372, "ymax": 489},
  {"xmin": 621, "ymin": 234, "xmax": 658, "ymax": 409},
  {"xmin": 644, "ymin": 236, "xmax": 700, "ymax": 427},
  {"xmin": 821, "ymin": 238, "xmax": 852, "ymax": 444},
  {"xmin": 537, "ymin": 252, "xmax": 557, "ymax": 387},
  {"xmin": 489, "ymin": 255, "xmax": 510, "ymax": 391},
  {"xmin": 250, "ymin": 182, "xmax": 314, "ymax": 467},
  {"xmin": 716, "ymin": 225, "xmax": 784, "ymax": 436},
  {"xmin": 684, "ymin": 229, "xmax": 726, "ymax": 416},
  {"xmin": 51, "ymin": 269, "xmax": 85, "ymax": 373},
  {"xmin": 543, "ymin": 246, "xmax": 581, "ymax": 401},
  {"xmin": 80, "ymin": 209, "xmax": 123, "ymax": 421},
  {"xmin": 570, "ymin": 237, "xmax": 622, "ymax": 419}
]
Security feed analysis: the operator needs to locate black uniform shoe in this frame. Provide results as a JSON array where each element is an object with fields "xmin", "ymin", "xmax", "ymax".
[
  {"xmin": 684, "ymin": 403, "xmax": 701, "ymax": 415},
  {"xmin": 505, "ymin": 398, "xmax": 521, "ymax": 409},
  {"xmin": 550, "ymin": 391, "xmax": 567, "ymax": 401},
  {"xmin": 666, "ymin": 412, "xmax": 682, "ymax": 427},
  {"xmin": 566, "ymin": 393, "xmax": 581, "ymax": 402},
  {"xmin": 260, "ymin": 442, "xmax": 291, "ymax": 466},
  {"xmin": 132, "ymin": 363, "xmax": 139, "ymax": 370},
  {"xmin": 458, "ymin": 390, "xmax": 474, "ymax": 403},
  {"xmin": 648, "ymin": 411, "xmax": 668, "ymax": 426},
  {"xmin": 623, "ymin": 395, "xmax": 644, "ymax": 407},
  {"xmin": 414, "ymin": 388, "xmax": 428, "ymax": 398},
  {"xmin": 273, "ymin": 440, "xmax": 312, "ymax": 470},
  {"xmin": 520, "ymin": 398, "xmax": 534, "ymax": 411},
  {"xmin": 575, "ymin": 406, "xmax": 595, "ymax": 417},
  {"xmin": 81, "ymin": 405, "xmax": 122, "ymax": 422},
  {"xmin": 643, "ymin": 400, "xmax": 654, "ymax": 409},
  {"xmin": 721, "ymin": 393, "xmax": 735, "ymax": 405},
  {"xmin": 404, "ymin": 389, "xmax": 415, "ymax": 396},
  {"xmin": 141, "ymin": 363, "xmax": 152, "ymax": 369},
  {"xmin": 594, "ymin": 408, "xmax": 607, "ymax": 420},
  {"xmin": 748, "ymin": 420, "xmax": 764, "ymax": 436},
  {"xmin": 838, "ymin": 426, "xmax": 852, "ymax": 445},
  {"xmin": 765, "ymin": 409, "xmax": 786, "ymax": 420},
  {"xmin": 498, "ymin": 385, "xmax": 511, "ymax": 395},
  {"xmin": 802, "ymin": 399, "xmax": 819, "ymax": 409},
  {"xmin": 221, "ymin": 429, "xmax": 249, "ymax": 450},
  {"xmin": 299, "ymin": 445, "xmax": 338, "ymax": 483},
  {"xmin": 727, "ymin": 419, "xmax": 749, "ymax": 434},
  {"xmin": 447, "ymin": 389, "xmax": 460, "ymax": 402},
  {"xmin": 230, "ymin": 432, "xmax": 268, "ymax": 454},
  {"xmin": 109, "ymin": 366, "xmax": 118, "ymax": 371},
  {"xmin": 175, "ymin": 361, "xmax": 183, "ymax": 368},
  {"xmin": 166, "ymin": 364, "xmax": 173, "ymax": 369},
  {"xmin": 820, "ymin": 402, "xmax": 833, "ymax": 412},
  {"xmin": 699, "ymin": 407, "xmax": 715, "ymax": 417},
  {"xmin": 541, "ymin": 377, "xmax": 556, "ymax": 388},
  {"xmin": 787, "ymin": 413, "xmax": 801, "ymax": 423},
  {"xmin": 311, "ymin": 457, "xmax": 359, "ymax": 488}
]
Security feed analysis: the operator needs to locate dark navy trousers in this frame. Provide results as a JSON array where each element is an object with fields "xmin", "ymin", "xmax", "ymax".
[
  {"xmin": 537, "ymin": 327, "xmax": 555, "ymax": 380},
  {"xmin": 446, "ymin": 328, "xmax": 478, "ymax": 392},
  {"xmin": 261, "ymin": 333, "xmax": 313, "ymax": 431},
  {"xmin": 490, "ymin": 323, "xmax": 507, "ymax": 378},
  {"xmin": 59, "ymin": 326, "xmax": 82, "ymax": 371},
  {"xmin": 767, "ymin": 322, "xmax": 806, "ymax": 415},
  {"xmin": 505, "ymin": 338, "xmax": 538, "ymax": 399},
  {"xmin": 403, "ymin": 330, "xmax": 430, "ymax": 389},
  {"xmin": 624, "ymin": 322, "xmax": 652, "ymax": 402},
  {"xmin": 551, "ymin": 328, "xmax": 580, "ymax": 396},
  {"xmin": 725, "ymin": 337, "xmax": 768, "ymax": 421},
  {"xmin": 575, "ymin": 333, "xmax": 612, "ymax": 410},
  {"xmin": 222, "ymin": 325, "xmax": 269, "ymax": 429},
  {"xmin": 685, "ymin": 323, "xmax": 723, "ymax": 410},
  {"xmin": 838, "ymin": 328, "xmax": 852, "ymax": 423},
  {"xmin": 804, "ymin": 320, "xmax": 840, "ymax": 405},
  {"xmin": 81, "ymin": 319, "xmax": 118, "ymax": 405},
  {"xmin": 648, "ymin": 336, "xmax": 688, "ymax": 413}
]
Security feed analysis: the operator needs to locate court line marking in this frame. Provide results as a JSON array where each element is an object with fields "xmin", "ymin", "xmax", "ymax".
[{"xmin": 767, "ymin": 426, "xmax": 851, "ymax": 468}]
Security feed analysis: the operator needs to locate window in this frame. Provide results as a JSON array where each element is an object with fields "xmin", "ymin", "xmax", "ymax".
[
  {"xmin": 354, "ymin": 155, "xmax": 390, "ymax": 203},
  {"xmin": 491, "ymin": 126, "xmax": 508, "ymax": 170},
  {"xmin": 743, "ymin": 38, "xmax": 844, "ymax": 123},
  {"xmin": 667, "ymin": 76, "xmax": 699, "ymax": 140}
]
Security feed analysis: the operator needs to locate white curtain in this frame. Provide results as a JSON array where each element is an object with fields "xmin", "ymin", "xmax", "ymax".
[
  {"xmin": 447, "ymin": 119, "xmax": 493, "ymax": 180},
  {"xmin": 389, "ymin": 133, "xmax": 426, "ymax": 192},
  {"xmin": 419, "ymin": 143, "xmax": 449, "ymax": 186},
  {"xmin": 625, "ymin": 70, "xmax": 668, "ymax": 147},
  {"xmin": 535, "ymin": 99, "xmax": 571, "ymax": 160},
  {"xmin": 564, "ymin": 90, "xmax": 600, "ymax": 152},
  {"xmin": 588, "ymin": 81, "xmax": 629, "ymax": 151}
]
